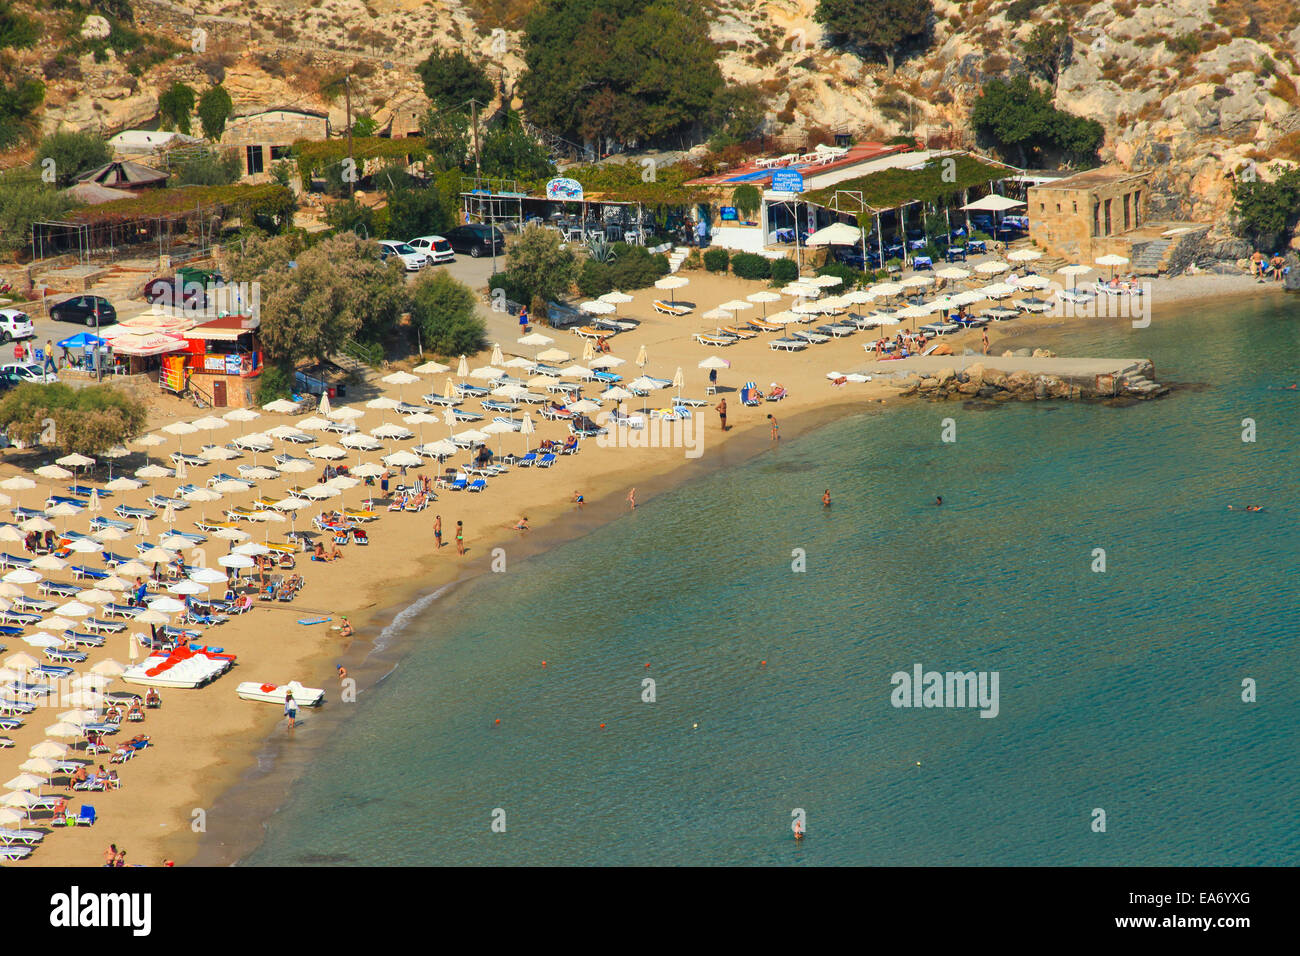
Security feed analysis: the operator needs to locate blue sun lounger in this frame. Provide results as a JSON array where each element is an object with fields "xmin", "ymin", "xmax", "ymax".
[
  {"xmin": 159, "ymin": 529, "xmax": 205, "ymax": 546},
  {"xmin": 90, "ymin": 516, "xmax": 133, "ymax": 532},
  {"xmin": 450, "ymin": 408, "xmax": 484, "ymax": 422},
  {"xmin": 536, "ymin": 453, "xmax": 557, "ymax": 468},
  {"xmin": 0, "ymin": 554, "xmax": 32, "ymax": 569},
  {"xmin": 83, "ymin": 618, "xmax": 126, "ymax": 634},
  {"xmin": 515, "ymin": 452, "xmax": 538, "ymax": 467},
  {"xmin": 1, "ymin": 611, "xmax": 43, "ymax": 626},
  {"xmin": 104, "ymin": 603, "xmax": 138, "ymax": 619},
  {"xmin": 44, "ymin": 647, "xmax": 87, "ymax": 664},
  {"xmin": 466, "ymin": 478, "xmax": 487, "ymax": 493},
  {"xmin": 480, "ymin": 400, "xmax": 518, "ymax": 413},
  {"xmin": 146, "ymin": 494, "xmax": 188, "ymax": 510},
  {"xmin": 46, "ymin": 495, "xmax": 86, "ymax": 508},
  {"xmin": 71, "ymin": 565, "xmax": 109, "ymax": 580},
  {"xmin": 38, "ymin": 581, "xmax": 80, "ymax": 598},
  {"xmin": 454, "ymin": 383, "xmax": 489, "ymax": 397},
  {"xmin": 0, "ymin": 625, "xmax": 23, "ymax": 637},
  {"xmin": 65, "ymin": 630, "xmax": 105, "ymax": 648},
  {"xmin": 0, "ymin": 699, "xmax": 37, "ymax": 715},
  {"xmin": 170, "ymin": 452, "xmax": 206, "ymax": 467},
  {"xmin": 421, "ymin": 393, "xmax": 461, "ymax": 407},
  {"xmin": 11, "ymin": 506, "xmax": 45, "ymax": 520},
  {"xmin": 114, "ymin": 505, "xmax": 156, "ymax": 519},
  {"xmin": 593, "ymin": 370, "xmax": 622, "ymax": 384},
  {"xmin": 0, "ymin": 716, "xmax": 22, "ymax": 730}
]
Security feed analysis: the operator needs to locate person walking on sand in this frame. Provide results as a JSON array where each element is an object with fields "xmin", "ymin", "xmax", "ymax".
[
  {"xmin": 627, "ymin": 487, "xmax": 636, "ymax": 510},
  {"xmin": 456, "ymin": 520, "xmax": 465, "ymax": 556},
  {"xmin": 284, "ymin": 691, "xmax": 298, "ymax": 730},
  {"xmin": 982, "ymin": 328, "xmax": 989, "ymax": 355},
  {"xmin": 716, "ymin": 397, "xmax": 728, "ymax": 431},
  {"xmin": 433, "ymin": 514, "xmax": 443, "ymax": 549},
  {"xmin": 822, "ymin": 489, "xmax": 831, "ymax": 508},
  {"xmin": 767, "ymin": 414, "xmax": 779, "ymax": 442}
]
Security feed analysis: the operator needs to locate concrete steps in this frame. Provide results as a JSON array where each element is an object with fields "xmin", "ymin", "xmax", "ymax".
[
  {"xmin": 668, "ymin": 246, "xmax": 690, "ymax": 272},
  {"xmin": 1131, "ymin": 239, "xmax": 1171, "ymax": 276}
]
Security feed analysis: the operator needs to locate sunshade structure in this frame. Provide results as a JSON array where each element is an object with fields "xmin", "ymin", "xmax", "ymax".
[
  {"xmin": 974, "ymin": 260, "xmax": 1009, "ymax": 275},
  {"xmin": 262, "ymin": 399, "xmax": 301, "ymax": 414},
  {"xmin": 414, "ymin": 360, "xmax": 451, "ymax": 376},
  {"xmin": 746, "ymin": 290, "xmax": 782, "ymax": 317},
  {"xmin": 75, "ymin": 160, "xmax": 168, "ymax": 189},
  {"xmin": 962, "ymin": 194, "xmax": 1026, "ymax": 212},
  {"xmin": 1007, "ymin": 248, "xmax": 1043, "ymax": 262},
  {"xmin": 805, "ymin": 222, "xmax": 862, "ymax": 246},
  {"xmin": 1096, "ymin": 254, "xmax": 1130, "ymax": 278},
  {"xmin": 598, "ymin": 291, "xmax": 633, "ymax": 314},
  {"xmin": 653, "ymin": 275, "xmax": 689, "ymax": 306},
  {"xmin": 579, "ymin": 300, "xmax": 615, "ymax": 315}
]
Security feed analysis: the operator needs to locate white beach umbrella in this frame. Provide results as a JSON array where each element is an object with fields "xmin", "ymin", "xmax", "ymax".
[
  {"xmin": 382, "ymin": 450, "xmax": 422, "ymax": 468},
  {"xmin": 135, "ymin": 464, "xmax": 172, "ymax": 479},
  {"xmin": 340, "ymin": 434, "xmax": 382, "ymax": 451},
  {"xmin": 366, "ymin": 397, "xmax": 400, "ymax": 411},
  {"xmin": 934, "ymin": 267, "xmax": 971, "ymax": 280},
  {"xmin": 413, "ymin": 361, "xmax": 450, "ymax": 376},
  {"xmin": 56, "ymin": 601, "xmax": 94, "ymax": 618},
  {"xmin": 598, "ymin": 290, "xmax": 633, "ymax": 307},
  {"xmin": 469, "ymin": 366, "xmax": 506, "ymax": 381},
  {"xmin": 870, "ymin": 282, "xmax": 903, "ymax": 297},
  {"xmin": 189, "ymin": 568, "xmax": 228, "ymax": 585},
  {"xmin": 537, "ymin": 347, "xmax": 571, "ymax": 364},
  {"xmin": 975, "ymin": 260, "xmax": 1009, "ymax": 275},
  {"xmin": 518, "ymin": 332, "xmax": 554, "ymax": 348},
  {"xmin": 168, "ymin": 579, "xmax": 207, "ymax": 596},
  {"xmin": 3, "ymin": 569, "xmax": 41, "ymax": 585},
  {"xmin": 105, "ymin": 477, "xmax": 143, "ymax": 493},
  {"xmin": 90, "ymin": 659, "xmax": 125, "ymax": 677},
  {"xmin": 262, "ymin": 399, "xmax": 301, "ymax": 414},
  {"xmin": 29, "ymin": 741, "xmax": 68, "ymax": 759},
  {"xmin": 371, "ymin": 423, "xmax": 413, "ymax": 441},
  {"xmin": 580, "ymin": 300, "xmax": 615, "ymax": 315},
  {"xmin": 328, "ymin": 406, "xmax": 364, "ymax": 422},
  {"xmin": 1007, "ymin": 248, "xmax": 1043, "ymax": 262},
  {"xmin": 1017, "ymin": 274, "xmax": 1052, "ymax": 289},
  {"xmin": 308, "ymin": 444, "xmax": 346, "ymax": 460}
]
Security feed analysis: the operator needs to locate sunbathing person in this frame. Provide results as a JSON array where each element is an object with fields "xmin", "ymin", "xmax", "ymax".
[
  {"xmin": 69, "ymin": 765, "xmax": 89, "ymax": 789},
  {"xmin": 145, "ymin": 688, "xmax": 161, "ymax": 708},
  {"xmin": 312, "ymin": 542, "xmax": 329, "ymax": 561},
  {"xmin": 127, "ymin": 701, "xmax": 144, "ymax": 721},
  {"xmin": 562, "ymin": 435, "xmax": 579, "ymax": 452}
]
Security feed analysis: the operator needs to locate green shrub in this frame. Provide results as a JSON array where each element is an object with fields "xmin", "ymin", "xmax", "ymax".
[
  {"xmin": 702, "ymin": 247, "xmax": 730, "ymax": 272},
  {"xmin": 815, "ymin": 261, "xmax": 866, "ymax": 289},
  {"xmin": 488, "ymin": 270, "xmax": 530, "ymax": 306},
  {"xmin": 607, "ymin": 245, "xmax": 670, "ymax": 288},
  {"xmin": 576, "ymin": 260, "xmax": 615, "ymax": 298},
  {"xmin": 731, "ymin": 251, "xmax": 772, "ymax": 280},
  {"xmin": 256, "ymin": 363, "xmax": 293, "ymax": 403},
  {"xmin": 768, "ymin": 258, "xmax": 797, "ymax": 283}
]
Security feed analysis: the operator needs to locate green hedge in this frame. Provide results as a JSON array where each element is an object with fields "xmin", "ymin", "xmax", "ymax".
[
  {"xmin": 769, "ymin": 258, "xmax": 797, "ymax": 283},
  {"xmin": 730, "ymin": 251, "xmax": 771, "ymax": 280},
  {"xmin": 702, "ymin": 247, "xmax": 729, "ymax": 272}
]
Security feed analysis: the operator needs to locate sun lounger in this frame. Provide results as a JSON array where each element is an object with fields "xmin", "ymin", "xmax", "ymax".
[
  {"xmin": 113, "ymin": 505, "xmax": 156, "ymax": 519},
  {"xmin": 0, "ymin": 827, "xmax": 45, "ymax": 846},
  {"xmin": 224, "ymin": 506, "xmax": 259, "ymax": 521},
  {"xmin": 480, "ymin": 399, "xmax": 519, "ymax": 413},
  {"xmin": 421, "ymin": 393, "xmax": 462, "ymax": 407},
  {"xmin": 0, "ymin": 846, "xmax": 32, "ymax": 860},
  {"xmin": 12, "ymin": 595, "xmax": 53, "ymax": 612},
  {"xmin": 65, "ymin": 630, "xmax": 105, "ymax": 648},
  {"xmin": 536, "ymin": 453, "xmax": 557, "ymax": 468},
  {"xmin": 721, "ymin": 325, "xmax": 757, "ymax": 340},
  {"xmin": 44, "ymin": 646, "xmax": 87, "ymax": 664},
  {"xmin": 194, "ymin": 519, "xmax": 240, "ymax": 533},
  {"xmin": 11, "ymin": 506, "xmax": 45, "ymax": 520},
  {"xmin": 792, "ymin": 330, "xmax": 830, "ymax": 344},
  {"xmin": 769, "ymin": 338, "xmax": 807, "ymax": 351},
  {"xmin": 0, "ymin": 553, "xmax": 31, "ymax": 570},
  {"xmin": 161, "ymin": 529, "xmax": 205, "ymax": 545},
  {"xmin": 0, "ymin": 698, "xmax": 36, "ymax": 715},
  {"xmin": 83, "ymin": 618, "xmax": 126, "ymax": 634},
  {"xmin": 454, "ymin": 383, "xmax": 489, "ymax": 397},
  {"xmin": 207, "ymin": 473, "xmax": 255, "ymax": 490},
  {"xmin": 653, "ymin": 300, "xmax": 692, "ymax": 316},
  {"xmin": 169, "ymin": 452, "xmax": 206, "ymax": 467},
  {"xmin": 693, "ymin": 333, "xmax": 735, "ymax": 347},
  {"xmin": 38, "ymin": 579, "xmax": 80, "ymax": 596},
  {"xmin": 46, "ymin": 495, "xmax": 86, "ymax": 509},
  {"xmin": 320, "ymin": 420, "xmax": 358, "ymax": 434},
  {"xmin": 573, "ymin": 325, "xmax": 614, "ymax": 339}
]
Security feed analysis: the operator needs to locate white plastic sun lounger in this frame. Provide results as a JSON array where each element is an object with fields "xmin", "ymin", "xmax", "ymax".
[
  {"xmin": 792, "ymin": 330, "xmax": 830, "ymax": 344},
  {"xmin": 0, "ymin": 827, "xmax": 44, "ymax": 846},
  {"xmin": 769, "ymin": 338, "xmax": 807, "ymax": 351},
  {"xmin": 693, "ymin": 333, "xmax": 734, "ymax": 347}
]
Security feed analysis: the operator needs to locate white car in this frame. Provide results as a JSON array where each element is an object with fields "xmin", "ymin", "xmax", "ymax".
[
  {"xmin": 378, "ymin": 240, "xmax": 429, "ymax": 272},
  {"xmin": 407, "ymin": 235, "xmax": 455, "ymax": 264},
  {"xmin": 2, "ymin": 362, "xmax": 57, "ymax": 385},
  {"xmin": 0, "ymin": 309, "xmax": 34, "ymax": 344}
]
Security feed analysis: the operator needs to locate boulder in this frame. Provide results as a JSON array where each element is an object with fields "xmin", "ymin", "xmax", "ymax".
[
  {"xmin": 934, "ymin": 367, "xmax": 957, "ymax": 385},
  {"xmin": 957, "ymin": 382, "xmax": 980, "ymax": 395},
  {"xmin": 1031, "ymin": 348, "xmax": 1056, "ymax": 358},
  {"xmin": 918, "ymin": 377, "xmax": 940, "ymax": 391},
  {"xmin": 984, "ymin": 369, "xmax": 1009, "ymax": 389},
  {"xmin": 81, "ymin": 15, "xmax": 111, "ymax": 39},
  {"xmin": 964, "ymin": 362, "xmax": 986, "ymax": 386},
  {"xmin": 1006, "ymin": 370, "xmax": 1035, "ymax": 392}
]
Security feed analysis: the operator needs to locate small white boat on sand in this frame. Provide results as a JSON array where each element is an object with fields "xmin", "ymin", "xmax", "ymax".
[{"xmin": 236, "ymin": 680, "xmax": 324, "ymax": 706}]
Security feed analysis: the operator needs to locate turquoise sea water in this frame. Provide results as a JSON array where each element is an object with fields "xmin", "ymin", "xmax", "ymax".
[{"xmin": 243, "ymin": 296, "xmax": 1299, "ymax": 866}]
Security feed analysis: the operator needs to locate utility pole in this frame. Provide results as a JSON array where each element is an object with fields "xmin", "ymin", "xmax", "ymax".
[
  {"xmin": 345, "ymin": 76, "xmax": 354, "ymax": 197},
  {"xmin": 471, "ymin": 99, "xmax": 481, "ymax": 186}
]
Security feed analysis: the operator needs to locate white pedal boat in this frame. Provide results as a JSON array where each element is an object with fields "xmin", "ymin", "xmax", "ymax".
[{"xmin": 236, "ymin": 680, "xmax": 324, "ymax": 706}]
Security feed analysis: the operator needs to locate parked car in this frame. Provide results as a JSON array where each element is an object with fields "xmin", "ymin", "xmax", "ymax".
[
  {"xmin": 0, "ymin": 308, "xmax": 35, "ymax": 343},
  {"xmin": 444, "ymin": 224, "xmax": 505, "ymax": 258},
  {"xmin": 143, "ymin": 267, "xmax": 224, "ymax": 309},
  {"xmin": 49, "ymin": 295, "xmax": 117, "ymax": 327},
  {"xmin": 407, "ymin": 235, "xmax": 455, "ymax": 264},
  {"xmin": 1, "ymin": 362, "xmax": 57, "ymax": 385},
  {"xmin": 0, "ymin": 368, "xmax": 25, "ymax": 392},
  {"xmin": 378, "ymin": 241, "xmax": 429, "ymax": 272}
]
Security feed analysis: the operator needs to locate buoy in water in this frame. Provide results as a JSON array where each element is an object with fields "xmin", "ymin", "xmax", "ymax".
[{"xmin": 599, "ymin": 723, "xmax": 606, "ymax": 729}]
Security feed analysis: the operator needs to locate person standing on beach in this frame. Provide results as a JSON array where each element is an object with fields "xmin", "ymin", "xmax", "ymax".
[
  {"xmin": 433, "ymin": 514, "xmax": 443, "ymax": 549},
  {"xmin": 284, "ymin": 691, "xmax": 297, "ymax": 730},
  {"xmin": 627, "ymin": 488, "xmax": 636, "ymax": 510},
  {"xmin": 982, "ymin": 328, "xmax": 989, "ymax": 355},
  {"xmin": 456, "ymin": 521, "xmax": 464, "ymax": 556},
  {"xmin": 716, "ymin": 397, "xmax": 727, "ymax": 431},
  {"xmin": 767, "ymin": 414, "xmax": 779, "ymax": 442}
]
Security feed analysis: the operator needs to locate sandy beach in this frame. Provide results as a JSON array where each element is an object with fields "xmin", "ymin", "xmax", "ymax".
[{"xmin": 0, "ymin": 264, "xmax": 1283, "ymax": 867}]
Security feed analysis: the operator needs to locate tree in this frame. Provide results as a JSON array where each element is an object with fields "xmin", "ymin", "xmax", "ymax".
[
  {"xmin": 0, "ymin": 382, "xmax": 147, "ymax": 455},
  {"xmin": 324, "ymin": 197, "xmax": 376, "ymax": 237},
  {"xmin": 171, "ymin": 149, "xmax": 241, "ymax": 185},
  {"xmin": 1022, "ymin": 20, "xmax": 1073, "ymax": 89},
  {"xmin": 419, "ymin": 108, "xmax": 470, "ymax": 171},
  {"xmin": 503, "ymin": 224, "xmax": 577, "ymax": 303},
  {"xmin": 0, "ymin": 182, "xmax": 79, "ymax": 255},
  {"xmin": 409, "ymin": 271, "xmax": 487, "ymax": 356},
  {"xmin": 814, "ymin": 0, "xmax": 934, "ymax": 74},
  {"xmin": 196, "ymin": 84, "xmax": 233, "ymax": 141},
  {"xmin": 519, "ymin": 0, "xmax": 723, "ymax": 146},
  {"xmin": 416, "ymin": 49, "xmax": 493, "ymax": 111},
  {"xmin": 1233, "ymin": 165, "xmax": 1300, "ymax": 250},
  {"xmin": 241, "ymin": 234, "xmax": 409, "ymax": 362},
  {"xmin": 385, "ymin": 183, "xmax": 452, "ymax": 240},
  {"xmin": 480, "ymin": 110, "xmax": 555, "ymax": 182},
  {"xmin": 970, "ymin": 75, "xmax": 1101, "ymax": 166},
  {"xmin": 0, "ymin": 75, "xmax": 44, "ymax": 150},
  {"xmin": 158, "ymin": 81, "xmax": 196, "ymax": 135},
  {"xmin": 705, "ymin": 84, "xmax": 768, "ymax": 149},
  {"xmin": 36, "ymin": 131, "xmax": 111, "ymax": 187}
]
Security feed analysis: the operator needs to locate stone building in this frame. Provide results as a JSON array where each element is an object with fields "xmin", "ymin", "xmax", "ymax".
[
  {"xmin": 371, "ymin": 91, "xmax": 428, "ymax": 139},
  {"xmin": 1028, "ymin": 166, "xmax": 1150, "ymax": 262},
  {"xmin": 221, "ymin": 107, "xmax": 331, "ymax": 177}
]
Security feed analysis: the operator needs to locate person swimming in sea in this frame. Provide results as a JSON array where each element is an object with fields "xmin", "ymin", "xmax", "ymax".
[
  {"xmin": 1227, "ymin": 505, "xmax": 1264, "ymax": 512},
  {"xmin": 936, "ymin": 496, "xmax": 943, "ymax": 506},
  {"xmin": 822, "ymin": 489, "xmax": 831, "ymax": 508}
]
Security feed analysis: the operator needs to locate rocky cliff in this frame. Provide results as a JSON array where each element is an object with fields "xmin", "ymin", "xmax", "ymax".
[{"xmin": 9, "ymin": 0, "xmax": 1300, "ymax": 237}]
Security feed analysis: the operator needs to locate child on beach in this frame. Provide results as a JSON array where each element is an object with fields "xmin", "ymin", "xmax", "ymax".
[
  {"xmin": 456, "ymin": 521, "xmax": 464, "ymax": 556},
  {"xmin": 573, "ymin": 491, "xmax": 584, "ymax": 508},
  {"xmin": 284, "ymin": 692, "xmax": 297, "ymax": 730}
]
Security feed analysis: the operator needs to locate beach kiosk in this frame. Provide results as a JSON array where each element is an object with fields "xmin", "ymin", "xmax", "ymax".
[{"xmin": 177, "ymin": 314, "xmax": 263, "ymax": 408}]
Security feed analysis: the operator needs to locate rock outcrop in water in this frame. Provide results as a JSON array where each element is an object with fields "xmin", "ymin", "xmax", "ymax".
[{"xmin": 896, "ymin": 360, "xmax": 1165, "ymax": 403}]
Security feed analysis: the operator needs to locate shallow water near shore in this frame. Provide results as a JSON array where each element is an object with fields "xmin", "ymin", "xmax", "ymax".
[{"xmin": 238, "ymin": 294, "xmax": 1299, "ymax": 866}]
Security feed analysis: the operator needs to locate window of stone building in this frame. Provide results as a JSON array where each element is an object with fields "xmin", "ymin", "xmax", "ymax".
[
  {"xmin": 1104, "ymin": 198, "xmax": 1112, "ymax": 235},
  {"xmin": 1072, "ymin": 201, "xmax": 1077, "ymax": 213},
  {"xmin": 270, "ymin": 145, "xmax": 292, "ymax": 160},
  {"xmin": 246, "ymin": 146, "xmax": 265, "ymax": 175},
  {"xmin": 1123, "ymin": 194, "xmax": 1131, "ymax": 231},
  {"xmin": 1093, "ymin": 202, "xmax": 1101, "ymax": 237},
  {"xmin": 1133, "ymin": 189, "xmax": 1141, "ymax": 227}
]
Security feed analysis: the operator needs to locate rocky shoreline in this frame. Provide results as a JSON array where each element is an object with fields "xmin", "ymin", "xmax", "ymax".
[{"xmin": 895, "ymin": 356, "xmax": 1166, "ymax": 404}]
